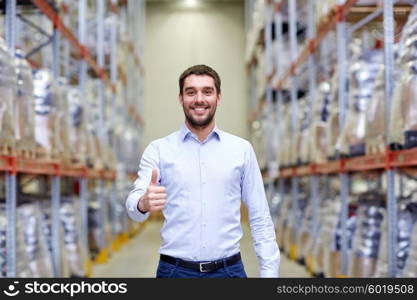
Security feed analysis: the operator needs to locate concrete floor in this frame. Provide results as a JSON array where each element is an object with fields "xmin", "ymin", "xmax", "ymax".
[{"xmin": 92, "ymin": 220, "xmax": 311, "ymax": 278}]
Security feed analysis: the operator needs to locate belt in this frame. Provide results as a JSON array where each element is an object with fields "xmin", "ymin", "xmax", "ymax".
[{"xmin": 160, "ymin": 253, "xmax": 241, "ymax": 273}]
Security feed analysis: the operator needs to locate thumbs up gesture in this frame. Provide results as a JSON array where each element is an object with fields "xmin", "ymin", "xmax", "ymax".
[{"xmin": 138, "ymin": 168, "xmax": 167, "ymax": 213}]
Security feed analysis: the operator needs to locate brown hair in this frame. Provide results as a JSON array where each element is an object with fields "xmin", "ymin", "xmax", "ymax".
[{"xmin": 179, "ymin": 64, "xmax": 221, "ymax": 95}]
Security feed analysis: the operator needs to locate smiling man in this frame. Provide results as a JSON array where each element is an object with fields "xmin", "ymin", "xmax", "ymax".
[{"xmin": 126, "ymin": 64, "xmax": 280, "ymax": 278}]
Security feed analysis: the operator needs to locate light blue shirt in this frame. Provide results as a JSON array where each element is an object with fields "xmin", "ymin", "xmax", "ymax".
[{"xmin": 126, "ymin": 124, "xmax": 280, "ymax": 277}]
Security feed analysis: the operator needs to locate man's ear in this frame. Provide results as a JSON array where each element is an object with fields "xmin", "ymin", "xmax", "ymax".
[
  {"xmin": 217, "ymin": 93, "xmax": 222, "ymax": 106},
  {"xmin": 179, "ymin": 93, "xmax": 183, "ymax": 105}
]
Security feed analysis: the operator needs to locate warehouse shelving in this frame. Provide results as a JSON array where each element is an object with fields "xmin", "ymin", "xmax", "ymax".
[
  {"xmin": 247, "ymin": 0, "xmax": 417, "ymax": 277},
  {"xmin": 1, "ymin": 0, "xmax": 145, "ymax": 278}
]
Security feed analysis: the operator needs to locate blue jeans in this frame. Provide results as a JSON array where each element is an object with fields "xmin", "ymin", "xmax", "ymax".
[{"xmin": 156, "ymin": 258, "xmax": 247, "ymax": 278}]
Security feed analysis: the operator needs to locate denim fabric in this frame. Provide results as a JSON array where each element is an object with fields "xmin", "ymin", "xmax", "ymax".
[{"xmin": 156, "ymin": 259, "xmax": 247, "ymax": 278}]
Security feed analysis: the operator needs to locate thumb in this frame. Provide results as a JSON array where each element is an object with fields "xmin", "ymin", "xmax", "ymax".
[{"xmin": 150, "ymin": 168, "xmax": 158, "ymax": 186}]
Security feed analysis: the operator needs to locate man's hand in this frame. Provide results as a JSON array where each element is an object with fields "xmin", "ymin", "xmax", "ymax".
[{"xmin": 138, "ymin": 168, "xmax": 167, "ymax": 213}]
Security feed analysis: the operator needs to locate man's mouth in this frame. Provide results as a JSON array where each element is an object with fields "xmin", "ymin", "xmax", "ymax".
[{"xmin": 192, "ymin": 106, "xmax": 209, "ymax": 115}]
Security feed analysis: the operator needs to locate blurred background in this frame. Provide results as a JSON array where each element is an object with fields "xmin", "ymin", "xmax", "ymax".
[{"xmin": 1, "ymin": 0, "xmax": 417, "ymax": 279}]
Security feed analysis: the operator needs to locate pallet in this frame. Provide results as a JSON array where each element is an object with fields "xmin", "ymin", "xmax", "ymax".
[
  {"xmin": 0, "ymin": 142, "xmax": 15, "ymax": 156},
  {"xmin": 16, "ymin": 147, "xmax": 37, "ymax": 159}
]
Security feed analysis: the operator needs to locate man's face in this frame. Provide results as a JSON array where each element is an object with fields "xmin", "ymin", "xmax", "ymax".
[{"xmin": 179, "ymin": 74, "xmax": 221, "ymax": 128}]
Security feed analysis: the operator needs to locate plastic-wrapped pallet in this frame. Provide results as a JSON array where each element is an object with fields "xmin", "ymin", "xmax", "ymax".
[
  {"xmin": 325, "ymin": 72, "xmax": 340, "ymax": 159},
  {"xmin": 323, "ymin": 201, "xmax": 357, "ymax": 277},
  {"xmin": 14, "ymin": 50, "xmax": 36, "ymax": 156},
  {"xmin": 389, "ymin": 5, "xmax": 417, "ymax": 149},
  {"xmin": 17, "ymin": 203, "xmax": 54, "ymax": 277},
  {"xmin": 0, "ymin": 37, "xmax": 17, "ymax": 155},
  {"xmin": 0, "ymin": 203, "xmax": 33, "ymax": 277},
  {"xmin": 349, "ymin": 192, "xmax": 385, "ymax": 277},
  {"xmin": 276, "ymin": 193, "xmax": 292, "ymax": 252},
  {"xmin": 296, "ymin": 199, "xmax": 312, "ymax": 264},
  {"xmin": 309, "ymin": 81, "xmax": 332, "ymax": 163},
  {"xmin": 403, "ymin": 221, "xmax": 417, "ymax": 277},
  {"xmin": 88, "ymin": 185, "xmax": 111, "ymax": 260},
  {"xmin": 39, "ymin": 200, "xmax": 70, "ymax": 277},
  {"xmin": 67, "ymin": 87, "xmax": 89, "ymax": 165},
  {"xmin": 374, "ymin": 201, "xmax": 417, "ymax": 277},
  {"xmin": 293, "ymin": 97, "xmax": 309, "ymax": 165},
  {"xmin": 55, "ymin": 78, "xmax": 74, "ymax": 164},
  {"xmin": 279, "ymin": 103, "xmax": 292, "ymax": 167},
  {"xmin": 287, "ymin": 185, "xmax": 309, "ymax": 259},
  {"xmin": 337, "ymin": 40, "xmax": 383, "ymax": 156},
  {"xmin": 32, "ymin": 69, "xmax": 60, "ymax": 159},
  {"xmin": 85, "ymin": 80, "xmax": 105, "ymax": 170},
  {"xmin": 60, "ymin": 196, "xmax": 87, "ymax": 277}
]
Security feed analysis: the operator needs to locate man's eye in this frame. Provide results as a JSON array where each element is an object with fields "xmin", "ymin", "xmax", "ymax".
[
  {"xmin": 187, "ymin": 91, "xmax": 196, "ymax": 96},
  {"xmin": 203, "ymin": 90, "xmax": 213, "ymax": 95}
]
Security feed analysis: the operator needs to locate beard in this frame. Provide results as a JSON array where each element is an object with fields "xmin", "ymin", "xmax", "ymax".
[{"xmin": 183, "ymin": 104, "xmax": 217, "ymax": 128}]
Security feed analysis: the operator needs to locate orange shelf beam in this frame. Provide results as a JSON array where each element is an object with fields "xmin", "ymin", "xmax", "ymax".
[{"xmin": 279, "ymin": 148, "xmax": 417, "ymax": 178}]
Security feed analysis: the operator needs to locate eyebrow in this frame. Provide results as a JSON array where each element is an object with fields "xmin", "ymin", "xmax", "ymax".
[{"xmin": 184, "ymin": 86, "xmax": 214, "ymax": 90}]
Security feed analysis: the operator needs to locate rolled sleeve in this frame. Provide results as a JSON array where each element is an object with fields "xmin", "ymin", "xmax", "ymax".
[
  {"xmin": 126, "ymin": 142, "xmax": 160, "ymax": 223},
  {"xmin": 241, "ymin": 142, "xmax": 280, "ymax": 278}
]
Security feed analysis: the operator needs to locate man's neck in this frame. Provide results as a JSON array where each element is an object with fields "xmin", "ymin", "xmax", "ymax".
[{"xmin": 185, "ymin": 120, "xmax": 215, "ymax": 142}]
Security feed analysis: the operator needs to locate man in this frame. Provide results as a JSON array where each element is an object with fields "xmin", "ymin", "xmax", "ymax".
[{"xmin": 126, "ymin": 65, "xmax": 279, "ymax": 278}]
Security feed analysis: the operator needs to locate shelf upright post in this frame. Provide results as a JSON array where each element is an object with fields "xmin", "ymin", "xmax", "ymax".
[
  {"xmin": 5, "ymin": 0, "xmax": 16, "ymax": 278},
  {"xmin": 62, "ymin": 0, "xmax": 70, "ymax": 78},
  {"xmin": 307, "ymin": 0, "xmax": 319, "ymax": 252},
  {"xmin": 274, "ymin": 2, "xmax": 285, "ymax": 215},
  {"xmin": 96, "ymin": 0, "xmax": 108, "ymax": 256},
  {"xmin": 97, "ymin": 0, "xmax": 106, "ymax": 142},
  {"xmin": 336, "ymin": 0, "xmax": 350, "ymax": 276},
  {"xmin": 288, "ymin": 0, "xmax": 300, "ymax": 253},
  {"xmin": 383, "ymin": 0, "xmax": 397, "ymax": 277},
  {"xmin": 264, "ymin": 2, "xmax": 275, "ymax": 201},
  {"xmin": 51, "ymin": 16, "xmax": 62, "ymax": 277},
  {"xmin": 109, "ymin": 0, "xmax": 118, "ymax": 242},
  {"xmin": 78, "ymin": 0, "xmax": 90, "ymax": 268}
]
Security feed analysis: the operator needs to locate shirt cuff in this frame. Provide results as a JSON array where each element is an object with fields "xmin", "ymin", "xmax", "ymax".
[{"xmin": 126, "ymin": 191, "xmax": 150, "ymax": 222}]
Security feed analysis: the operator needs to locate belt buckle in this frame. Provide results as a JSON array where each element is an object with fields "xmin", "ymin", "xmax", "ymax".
[{"xmin": 199, "ymin": 262, "xmax": 211, "ymax": 273}]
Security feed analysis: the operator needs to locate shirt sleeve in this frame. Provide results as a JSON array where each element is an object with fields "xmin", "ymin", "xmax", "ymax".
[
  {"xmin": 125, "ymin": 142, "xmax": 160, "ymax": 222},
  {"xmin": 241, "ymin": 142, "xmax": 280, "ymax": 278}
]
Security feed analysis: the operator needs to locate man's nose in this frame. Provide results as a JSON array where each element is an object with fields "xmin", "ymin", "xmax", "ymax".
[{"xmin": 195, "ymin": 91, "xmax": 205, "ymax": 102}]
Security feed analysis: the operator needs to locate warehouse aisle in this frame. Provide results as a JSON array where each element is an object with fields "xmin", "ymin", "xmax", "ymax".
[{"xmin": 92, "ymin": 220, "xmax": 311, "ymax": 278}]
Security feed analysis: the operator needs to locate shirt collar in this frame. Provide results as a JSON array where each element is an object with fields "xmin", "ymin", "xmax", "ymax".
[{"xmin": 179, "ymin": 123, "xmax": 222, "ymax": 142}]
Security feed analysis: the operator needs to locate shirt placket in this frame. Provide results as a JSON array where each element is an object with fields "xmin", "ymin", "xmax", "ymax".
[{"xmin": 199, "ymin": 141, "xmax": 208, "ymax": 259}]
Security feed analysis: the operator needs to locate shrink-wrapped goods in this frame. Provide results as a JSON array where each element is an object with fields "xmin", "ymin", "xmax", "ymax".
[
  {"xmin": 88, "ymin": 185, "xmax": 111, "ymax": 260},
  {"xmin": 325, "ymin": 72, "xmax": 340, "ymax": 159},
  {"xmin": 390, "ymin": 5, "xmax": 417, "ymax": 149},
  {"xmin": 39, "ymin": 200, "xmax": 70, "ymax": 277},
  {"xmin": 364, "ymin": 67, "xmax": 386, "ymax": 155},
  {"xmin": 14, "ymin": 50, "xmax": 36, "ymax": 156},
  {"xmin": 0, "ymin": 203, "xmax": 34, "ymax": 277},
  {"xmin": 403, "ymin": 221, "xmax": 417, "ymax": 277},
  {"xmin": 279, "ymin": 103, "xmax": 292, "ymax": 167},
  {"xmin": 323, "ymin": 202, "xmax": 357, "ymax": 277},
  {"xmin": 309, "ymin": 82, "xmax": 332, "ymax": 164},
  {"xmin": 375, "ymin": 202, "xmax": 417, "ymax": 277},
  {"xmin": 17, "ymin": 203, "xmax": 53, "ymax": 277},
  {"xmin": 287, "ymin": 184, "xmax": 309, "ymax": 260},
  {"xmin": 67, "ymin": 87, "xmax": 89, "ymax": 165},
  {"xmin": 349, "ymin": 192, "xmax": 385, "ymax": 277},
  {"xmin": 60, "ymin": 197, "xmax": 87, "ymax": 277},
  {"xmin": 292, "ymin": 97, "xmax": 310, "ymax": 165},
  {"xmin": 0, "ymin": 37, "xmax": 17, "ymax": 155},
  {"xmin": 32, "ymin": 69, "xmax": 60, "ymax": 159},
  {"xmin": 276, "ymin": 193, "xmax": 292, "ymax": 252},
  {"xmin": 337, "ymin": 41, "xmax": 383, "ymax": 156}
]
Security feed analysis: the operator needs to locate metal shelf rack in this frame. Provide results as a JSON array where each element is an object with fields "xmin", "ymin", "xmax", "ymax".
[
  {"xmin": 2, "ymin": 0, "xmax": 145, "ymax": 277},
  {"xmin": 246, "ymin": 0, "xmax": 416, "ymax": 277}
]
